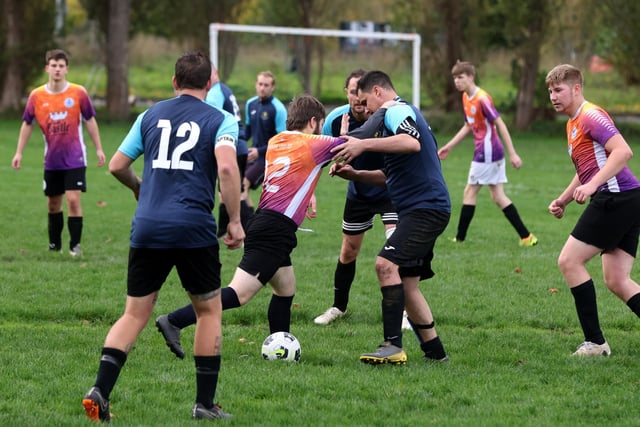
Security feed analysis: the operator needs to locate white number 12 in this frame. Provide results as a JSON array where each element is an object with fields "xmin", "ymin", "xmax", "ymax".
[{"xmin": 152, "ymin": 119, "xmax": 200, "ymax": 171}]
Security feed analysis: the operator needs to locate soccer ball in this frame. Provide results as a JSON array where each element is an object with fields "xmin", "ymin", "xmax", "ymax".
[{"xmin": 261, "ymin": 331, "xmax": 301, "ymax": 362}]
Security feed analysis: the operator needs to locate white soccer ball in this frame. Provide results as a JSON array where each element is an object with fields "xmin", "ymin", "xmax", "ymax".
[{"xmin": 261, "ymin": 331, "xmax": 301, "ymax": 362}]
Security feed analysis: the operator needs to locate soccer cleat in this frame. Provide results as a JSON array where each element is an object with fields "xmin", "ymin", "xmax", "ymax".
[
  {"xmin": 69, "ymin": 244, "xmax": 83, "ymax": 257},
  {"xmin": 572, "ymin": 341, "xmax": 611, "ymax": 357},
  {"xmin": 313, "ymin": 307, "xmax": 346, "ymax": 325},
  {"xmin": 519, "ymin": 234, "xmax": 538, "ymax": 247},
  {"xmin": 155, "ymin": 315, "xmax": 185, "ymax": 359},
  {"xmin": 449, "ymin": 237, "xmax": 464, "ymax": 243},
  {"xmin": 401, "ymin": 310, "xmax": 412, "ymax": 330},
  {"xmin": 48, "ymin": 243, "xmax": 62, "ymax": 252},
  {"xmin": 359, "ymin": 342, "xmax": 407, "ymax": 365},
  {"xmin": 82, "ymin": 386, "xmax": 111, "ymax": 422},
  {"xmin": 192, "ymin": 402, "xmax": 232, "ymax": 420}
]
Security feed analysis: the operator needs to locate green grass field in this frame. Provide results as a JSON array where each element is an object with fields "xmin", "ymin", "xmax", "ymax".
[{"xmin": 2, "ymin": 116, "xmax": 640, "ymax": 426}]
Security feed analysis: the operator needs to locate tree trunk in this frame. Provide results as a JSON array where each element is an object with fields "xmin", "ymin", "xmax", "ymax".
[
  {"xmin": 0, "ymin": 0, "xmax": 24, "ymax": 111},
  {"xmin": 106, "ymin": 0, "xmax": 130, "ymax": 119},
  {"xmin": 443, "ymin": 0, "xmax": 463, "ymax": 112}
]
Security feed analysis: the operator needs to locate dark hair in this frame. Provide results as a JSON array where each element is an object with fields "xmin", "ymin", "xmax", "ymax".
[
  {"xmin": 344, "ymin": 69, "xmax": 367, "ymax": 89},
  {"xmin": 45, "ymin": 49, "xmax": 69, "ymax": 65},
  {"xmin": 174, "ymin": 51, "xmax": 212, "ymax": 90},
  {"xmin": 357, "ymin": 70, "xmax": 395, "ymax": 93},
  {"xmin": 451, "ymin": 60, "xmax": 475, "ymax": 77},
  {"xmin": 286, "ymin": 95, "xmax": 325, "ymax": 131}
]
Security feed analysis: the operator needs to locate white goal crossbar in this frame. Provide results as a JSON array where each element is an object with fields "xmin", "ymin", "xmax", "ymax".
[{"xmin": 210, "ymin": 23, "xmax": 422, "ymax": 108}]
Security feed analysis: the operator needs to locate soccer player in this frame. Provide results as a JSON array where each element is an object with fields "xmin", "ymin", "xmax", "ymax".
[
  {"xmin": 156, "ymin": 95, "xmax": 349, "ymax": 360},
  {"xmin": 242, "ymin": 70, "xmax": 288, "ymax": 207},
  {"xmin": 545, "ymin": 64, "xmax": 640, "ymax": 356},
  {"xmin": 331, "ymin": 70, "xmax": 451, "ymax": 365},
  {"xmin": 82, "ymin": 51, "xmax": 244, "ymax": 422},
  {"xmin": 437, "ymin": 60, "xmax": 537, "ymax": 247},
  {"xmin": 313, "ymin": 69, "xmax": 400, "ymax": 326},
  {"xmin": 11, "ymin": 49, "xmax": 105, "ymax": 256},
  {"xmin": 205, "ymin": 65, "xmax": 254, "ymax": 236}
]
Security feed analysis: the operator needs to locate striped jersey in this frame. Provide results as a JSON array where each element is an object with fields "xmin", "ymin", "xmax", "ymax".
[
  {"xmin": 567, "ymin": 101, "xmax": 640, "ymax": 192},
  {"xmin": 258, "ymin": 131, "xmax": 345, "ymax": 225},
  {"xmin": 22, "ymin": 82, "xmax": 97, "ymax": 170},
  {"xmin": 462, "ymin": 87, "xmax": 505, "ymax": 163}
]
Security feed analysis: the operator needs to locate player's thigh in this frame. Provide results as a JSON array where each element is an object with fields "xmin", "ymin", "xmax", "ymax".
[
  {"xmin": 175, "ymin": 245, "xmax": 222, "ymax": 296},
  {"xmin": 127, "ymin": 248, "xmax": 175, "ymax": 297}
]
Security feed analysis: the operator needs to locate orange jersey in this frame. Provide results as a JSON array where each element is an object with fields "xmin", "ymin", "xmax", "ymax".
[
  {"xmin": 258, "ymin": 131, "xmax": 344, "ymax": 225},
  {"xmin": 22, "ymin": 82, "xmax": 97, "ymax": 170}
]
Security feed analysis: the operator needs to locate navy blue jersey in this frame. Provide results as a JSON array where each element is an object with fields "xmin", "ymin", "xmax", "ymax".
[
  {"xmin": 382, "ymin": 99, "xmax": 450, "ymax": 215},
  {"xmin": 206, "ymin": 81, "xmax": 248, "ymax": 155},
  {"xmin": 244, "ymin": 95, "xmax": 287, "ymax": 157},
  {"xmin": 323, "ymin": 104, "xmax": 389, "ymax": 202},
  {"xmin": 118, "ymin": 94, "xmax": 238, "ymax": 248}
]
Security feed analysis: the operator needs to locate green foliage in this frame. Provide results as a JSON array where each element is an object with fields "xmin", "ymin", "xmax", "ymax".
[
  {"xmin": 598, "ymin": 0, "xmax": 640, "ymax": 85},
  {"xmin": 2, "ymin": 118, "xmax": 640, "ymax": 425}
]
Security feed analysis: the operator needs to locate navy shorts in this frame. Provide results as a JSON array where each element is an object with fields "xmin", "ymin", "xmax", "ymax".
[
  {"xmin": 126, "ymin": 245, "xmax": 221, "ymax": 297},
  {"xmin": 379, "ymin": 208, "xmax": 450, "ymax": 280},
  {"xmin": 572, "ymin": 188, "xmax": 640, "ymax": 257},
  {"xmin": 238, "ymin": 209, "xmax": 298, "ymax": 285},
  {"xmin": 342, "ymin": 197, "xmax": 398, "ymax": 235},
  {"xmin": 43, "ymin": 167, "xmax": 87, "ymax": 196}
]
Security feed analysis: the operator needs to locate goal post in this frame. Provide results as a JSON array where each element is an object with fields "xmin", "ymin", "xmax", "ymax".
[{"xmin": 209, "ymin": 23, "xmax": 422, "ymax": 108}]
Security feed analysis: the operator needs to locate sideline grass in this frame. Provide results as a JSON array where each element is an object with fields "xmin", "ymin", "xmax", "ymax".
[{"xmin": 1, "ymin": 118, "xmax": 640, "ymax": 426}]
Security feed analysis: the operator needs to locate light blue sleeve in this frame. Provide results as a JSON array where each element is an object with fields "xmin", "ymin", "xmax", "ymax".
[
  {"xmin": 384, "ymin": 104, "xmax": 416, "ymax": 135},
  {"xmin": 117, "ymin": 111, "xmax": 146, "ymax": 159},
  {"xmin": 215, "ymin": 112, "xmax": 239, "ymax": 148},
  {"xmin": 274, "ymin": 98, "xmax": 288, "ymax": 132}
]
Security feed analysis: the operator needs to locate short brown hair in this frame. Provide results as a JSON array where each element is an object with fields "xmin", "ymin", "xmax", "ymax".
[
  {"xmin": 46, "ymin": 49, "xmax": 69, "ymax": 65},
  {"xmin": 257, "ymin": 70, "xmax": 276, "ymax": 85},
  {"xmin": 286, "ymin": 95, "xmax": 325, "ymax": 131},
  {"xmin": 174, "ymin": 51, "xmax": 211, "ymax": 90},
  {"xmin": 545, "ymin": 64, "xmax": 583, "ymax": 87},
  {"xmin": 451, "ymin": 60, "xmax": 475, "ymax": 76}
]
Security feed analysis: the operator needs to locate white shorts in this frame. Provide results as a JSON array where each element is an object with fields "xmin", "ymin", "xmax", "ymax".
[{"xmin": 467, "ymin": 159, "xmax": 507, "ymax": 185}]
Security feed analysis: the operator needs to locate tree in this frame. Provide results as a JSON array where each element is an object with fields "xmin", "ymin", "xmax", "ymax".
[
  {"xmin": 105, "ymin": 0, "xmax": 130, "ymax": 119},
  {"xmin": 598, "ymin": 0, "xmax": 640, "ymax": 85}
]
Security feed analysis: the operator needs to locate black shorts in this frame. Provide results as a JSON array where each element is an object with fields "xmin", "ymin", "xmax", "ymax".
[
  {"xmin": 43, "ymin": 167, "xmax": 87, "ymax": 196},
  {"xmin": 379, "ymin": 208, "xmax": 450, "ymax": 280},
  {"xmin": 238, "ymin": 209, "xmax": 298, "ymax": 285},
  {"xmin": 572, "ymin": 188, "xmax": 640, "ymax": 257},
  {"xmin": 126, "ymin": 245, "xmax": 221, "ymax": 297},
  {"xmin": 342, "ymin": 197, "xmax": 398, "ymax": 235},
  {"xmin": 245, "ymin": 159, "xmax": 265, "ymax": 190}
]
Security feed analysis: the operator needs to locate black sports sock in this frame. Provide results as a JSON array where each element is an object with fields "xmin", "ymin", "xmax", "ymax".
[
  {"xmin": 221, "ymin": 287, "xmax": 241, "ymax": 310},
  {"xmin": 381, "ymin": 284, "xmax": 404, "ymax": 348},
  {"xmin": 169, "ymin": 304, "xmax": 197, "ymax": 329},
  {"xmin": 333, "ymin": 259, "xmax": 356, "ymax": 312},
  {"xmin": 48, "ymin": 212, "xmax": 63, "ymax": 250},
  {"xmin": 456, "ymin": 204, "xmax": 475, "ymax": 241},
  {"xmin": 240, "ymin": 199, "xmax": 254, "ymax": 231},
  {"xmin": 217, "ymin": 204, "xmax": 229, "ymax": 237},
  {"xmin": 68, "ymin": 216, "xmax": 83, "ymax": 249},
  {"xmin": 571, "ymin": 279, "xmax": 605, "ymax": 344},
  {"xmin": 420, "ymin": 336, "xmax": 447, "ymax": 360},
  {"xmin": 502, "ymin": 204, "xmax": 530, "ymax": 239},
  {"xmin": 195, "ymin": 355, "xmax": 221, "ymax": 408},
  {"xmin": 94, "ymin": 347, "xmax": 127, "ymax": 399},
  {"xmin": 626, "ymin": 292, "xmax": 640, "ymax": 318},
  {"xmin": 268, "ymin": 294, "xmax": 294, "ymax": 333}
]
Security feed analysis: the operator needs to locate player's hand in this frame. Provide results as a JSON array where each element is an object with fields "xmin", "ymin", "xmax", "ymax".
[
  {"xmin": 11, "ymin": 153, "xmax": 22, "ymax": 170},
  {"xmin": 331, "ymin": 136, "xmax": 364, "ymax": 164},
  {"xmin": 305, "ymin": 194, "xmax": 317, "ymax": 219},
  {"xmin": 247, "ymin": 147, "xmax": 259, "ymax": 162},
  {"xmin": 548, "ymin": 199, "xmax": 565, "ymax": 219},
  {"xmin": 96, "ymin": 149, "xmax": 106, "ymax": 167},
  {"xmin": 510, "ymin": 153, "xmax": 522, "ymax": 169},
  {"xmin": 329, "ymin": 162, "xmax": 356, "ymax": 180},
  {"xmin": 339, "ymin": 113, "xmax": 349, "ymax": 135},
  {"xmin": 437, "ymin": 146, "xmax": 451, "ymax": 160},
  {"xmin": 223, "ymin": 220, "xmax": 245, "ymax": 250},
  {"xmin": 573, "ymin": 183, "xmax": 596, "ymax": 204}
]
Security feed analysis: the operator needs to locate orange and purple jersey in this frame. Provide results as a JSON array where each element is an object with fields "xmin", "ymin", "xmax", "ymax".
[
  {"xmin": 22, "ymin": 82, "xmax": 97, "ymax": 171},
  {"xmin": 258, "ymin": 131, "xmax": 345, "ymax": 225},
  {"xmin": 462, "ymin": 87, "xmax": 504, "ymax": 163},
  {"xmin": 567, "ymin": 101, "xmax": 640, "ymax": 192}
]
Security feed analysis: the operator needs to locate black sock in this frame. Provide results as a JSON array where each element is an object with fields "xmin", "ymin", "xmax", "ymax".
[
  {"xmin": 268, "ymin": 294, "xmax": 294, "ymax": 333},
  {"xmin": 169, "ymin": 304, "xmax": 197, "ymax": 329},
  {"xmin": 217, "ymin": 204, "xmax": 229, "ymax": 237},
  {"xmin": 381, "ymin": 284, "xmax": 404, "ymax": 348},
  {"xmin": 456, "ymin": 204, "xmax": 475, "ymax": 241},
  {"xmin": 502, "ymin": 204, "xmax": 530, "ymax": 239},
  {"xmin": 571, "ymin": 279, "xmax": 605, "ymax": 344},
  {"xmin": 626, "ymin": 292, "xmax": 640, "ymax": 318},
  {"xmin": 94, "ymin": 347, "xmax": 127, "ymax": 399},
  {"xmin": 48, "ymin": 212, "xmax": 63, "ymax": 250},
  {"xmin": 333, "ymin": 259, "xmax": 356, "ymax": 312},
  {"xmin": 420, "ymin": 336, "xmax": 447, "ymax": 360},
  {"xmin": 195, "ymin": 355, "xmax": 221, "ymax": 409},
  {"xmin": 221, "ymin": 287, "xmax": 241, "ymax": 310},
  {"xmin": 68, "ymin": 216, "xmax": 83, "ymax": 249}
]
